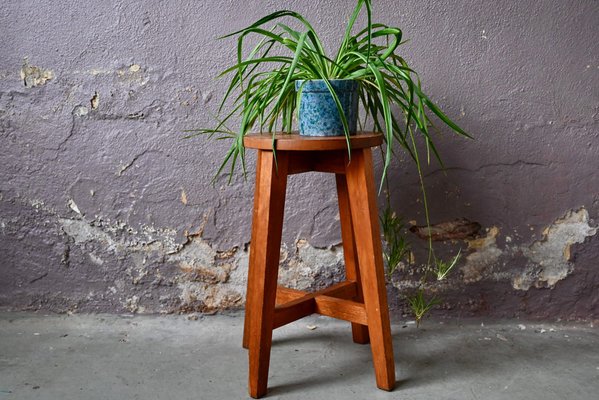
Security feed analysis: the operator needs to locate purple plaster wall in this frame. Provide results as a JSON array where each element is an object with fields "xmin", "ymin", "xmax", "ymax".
[{"xmin": 0, "ymin": 0, "xmax": 597, "ymax": 319}]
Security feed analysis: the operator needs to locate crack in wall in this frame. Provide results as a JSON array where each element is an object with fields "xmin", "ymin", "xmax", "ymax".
[
  {"xmin": 116, "ymin": 149, "xmax": 161, "ymax": 177},
  {"xmin": 56, "ymin": 115, "xmax": 78, "ymax": 152},
  {"xmin": 425, "ymin": 160, "xmax": 549, "ymax": 179}
]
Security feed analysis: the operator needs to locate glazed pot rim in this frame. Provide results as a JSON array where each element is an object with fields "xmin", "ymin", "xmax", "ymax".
[
  {"xmin": 296, "ymin": 78, "xmax": 356, "ymax": 82},
  {"xmin": 295, "ymin": 78, "xmax": 358, "ymax": 92}
]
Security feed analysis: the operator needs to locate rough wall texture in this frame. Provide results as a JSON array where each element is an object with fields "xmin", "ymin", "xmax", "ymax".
[{"xmin": 1, "ymin": 0, "xmax": 597, "ymax": 319}]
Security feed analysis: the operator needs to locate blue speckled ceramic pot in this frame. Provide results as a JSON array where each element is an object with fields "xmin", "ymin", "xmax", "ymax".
[{"xmin": 295, "ymin": 79, "xmax": 358, "ymax": 136}]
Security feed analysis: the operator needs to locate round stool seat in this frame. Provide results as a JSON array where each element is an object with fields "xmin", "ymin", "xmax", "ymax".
[{"xmin": 244, "ymin": 132, "xmax": 383, "ymax": 151}]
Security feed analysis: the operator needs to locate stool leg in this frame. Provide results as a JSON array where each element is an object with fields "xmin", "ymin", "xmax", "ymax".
[
  {"xmin": 243, "ymin": 150, "xmax": 265, "ymax": 350},
  {"xmin": 345, "ymin": 148, "xmax": 396, "ymax": 391},
  {"xmin": 335, "ymin": 173, "xmax": 370, "ymax": 344},
  {"xmin": 247, "ymin": 150, "xmax": 289, "ymax": 399}
]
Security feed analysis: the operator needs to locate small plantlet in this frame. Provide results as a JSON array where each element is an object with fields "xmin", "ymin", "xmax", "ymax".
[
  {"xmin": 380, "ymin": 205, "xmax": 410, "ymax": 276},
  {"xmin": 434, "ymin": 249, "xmax": 461, "ymax": 281},
  {"xmin": 408, "ymin": 289, "xmax": 440, "ymax": 327}
]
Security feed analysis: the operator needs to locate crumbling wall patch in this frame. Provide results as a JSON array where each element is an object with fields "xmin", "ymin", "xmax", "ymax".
[{"xmin": 514, "ymin": 208, "xmax": 597, "ymax": 290}]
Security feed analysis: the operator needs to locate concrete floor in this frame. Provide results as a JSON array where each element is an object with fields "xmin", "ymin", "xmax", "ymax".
[{"xmin": 0, "ymin": 313, "xmax": 597, "ymax": 400}]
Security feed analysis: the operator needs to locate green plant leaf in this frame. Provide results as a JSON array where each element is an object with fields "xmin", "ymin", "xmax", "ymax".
[
  {"xmin": 408, "ymin": 290, "xmax": 440, "ymax": 327},
  {"xmin": 435, "ymin": 250, "xmax": 461, "ymax": 281}
]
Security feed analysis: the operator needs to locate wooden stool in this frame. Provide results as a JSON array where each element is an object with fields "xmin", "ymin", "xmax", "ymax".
[{"xmin": 242, "ymin": 132, "xmax": 395, "ymax": 398}]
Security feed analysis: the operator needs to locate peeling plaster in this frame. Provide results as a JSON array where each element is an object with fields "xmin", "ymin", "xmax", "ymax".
[
  {"xmin": 279, "ymin": 239, "xmax": 345, "ymax": 290},
  {"xmin": 458, "ymin": 209, "xmax": 597, "ymax": 291},
  {"xmin": 3, "ymin": 192, "xmax": 599, "ymax": 318},
  {"xmin": 514, "ymin": 208, "xmax": 597, "ymax": 290},
  {"xmin": 90, "ymin": 91, "xmax": 99, "ymax": 109},
  {"xmin": 58, "ymin": 215, "xmax": 241, "ymax": 312},
  {"xmin": 72, "ymin": 105, "xmax": 88, "ymax": 117},
  {"xmin": 67, "ymin": 199, "xmax": 82, "ymax": 215},
  {"xmin": 116, "ymin": 64, "xmax": 148, "ymax": 85},
  {"xmin": 169, "ymin": 235, "xmax": 246, "ymax": 313},
  {"xmin": 180, "ymin": 189, "xmax": 188, "ymax": 205},
  {"xmin": 59, "ymin": 217, "xmax": 179, "ymax": 255},
  {"xmin": 56, "ymin": 211, "xmax": 351, "ymax": 313},
  {"xmin": 170, "ymin": 237, "xmax": 349, "ymax": 313},
  {"xmin": 20, "ymin": 59, "xmax": 53, "ymax": 87},
  {"xmin": 462, "ymin": 227, "xmax": 503, "ymax": 283},
  {"xmin": 125, "ymin": 295, "xmax": 144, "ymax": 313}
]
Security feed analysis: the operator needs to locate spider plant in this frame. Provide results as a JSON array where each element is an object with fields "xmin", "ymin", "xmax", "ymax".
[
  {"xmin": 188, "ymin": 0, "xmax": 471, "ymax": 324},
  {"xmin": 187, "ymin": 0, "xmax": 470, "ymax": 185}
]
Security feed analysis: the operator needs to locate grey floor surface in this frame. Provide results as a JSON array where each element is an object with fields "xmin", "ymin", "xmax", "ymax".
[{"xmin": 0, "ymin": 312, "xmax": 597, "ymax": 400}]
